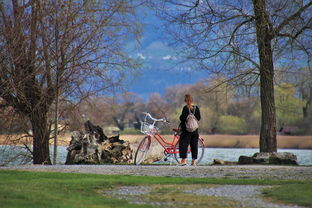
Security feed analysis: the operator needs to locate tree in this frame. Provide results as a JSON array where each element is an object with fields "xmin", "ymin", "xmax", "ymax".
[
  {"xmin": 218, "ymin": 115, "xmax": 248, "ymax": 134},
  {"xmin": 150, "ymin": 0, "xmax": 312, "ymax": 152},
  {"xmin": 275, "ymin": 83, "xmax": 304, "ymax": 127},
  {"xmin": 109, "ymin": 92, "xmax": 144, "ymax": 131},
  {"xmin": 291, "ymin": 67, "xmax": 312, "ymax": 119},
  {"xmin": 275, "ymin": 66, "xmax": 312, "ymax": 133},
  {"xmin": 227, "ymin": 97, "xmax": 260, "ymax": 133},
  {"xmin": 0, "ymin": 0, "xmax": 140, "ymax": 164},
  {"xmin": 201, "ymin": 78, "xmax": 233, "ymax": 130},
  {"xmin": 146, "ymin": 93, "xmax": 170, "ymax": 119}
]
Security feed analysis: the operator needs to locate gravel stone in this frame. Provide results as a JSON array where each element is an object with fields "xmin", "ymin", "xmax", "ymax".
[
  {"xmin": 113, "ymin": 186, "xmax": 150, "ymax": 195},
  {"xmin": 187, "ymin": 185, "xmax": 304, "ymax": 208}
]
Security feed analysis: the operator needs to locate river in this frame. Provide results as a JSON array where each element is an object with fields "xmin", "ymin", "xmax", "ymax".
[{"xmin": 0, "ymin": 145, "xmax": 311, "ymax": 166}]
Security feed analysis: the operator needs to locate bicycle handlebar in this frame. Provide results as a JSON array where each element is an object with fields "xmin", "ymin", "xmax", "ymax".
[{"xmin": 142, "ymin": 112, "xmax": 169, "ymax": 123}]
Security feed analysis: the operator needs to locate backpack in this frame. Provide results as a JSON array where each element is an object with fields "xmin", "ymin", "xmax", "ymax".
[{"xmin": 185, "ymin": 106, "xmax": 199, "ymax": 132}]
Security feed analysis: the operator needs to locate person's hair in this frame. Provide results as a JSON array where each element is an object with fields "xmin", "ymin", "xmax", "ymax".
[{"xmin": 184, "ymin": 94, "xmax": 193, "ymax": 103}]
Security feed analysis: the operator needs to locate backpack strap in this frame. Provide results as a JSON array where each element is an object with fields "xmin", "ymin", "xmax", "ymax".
[{"xmin": 188, "ymin": 105, "xmax": 196, "ymax": 114}]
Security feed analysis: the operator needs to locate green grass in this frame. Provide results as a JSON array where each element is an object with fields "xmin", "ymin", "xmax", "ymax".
[
  {"xmin": 0, "ymin": 170, "xmax": 311, "ymax": 208},
  {"xmin": 263, "ymin": 183, "xmax": 312, "ymax": 207}
]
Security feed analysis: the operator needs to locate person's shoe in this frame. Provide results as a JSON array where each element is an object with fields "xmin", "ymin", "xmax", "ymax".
[
  {"xmin": 191, "ymin": 160, "xmax": 196, "ymax": 166},
  {"xmin": 179, "ymin": 159, "xmax": 187, "ymax": 166}
]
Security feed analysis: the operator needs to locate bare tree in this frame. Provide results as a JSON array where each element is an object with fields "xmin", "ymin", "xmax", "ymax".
[
  {"xmin": 108, "ymin": 92, "xmax": 144, "ymax": 131},
  {"xmin": 146, "ymin": 93, "xmax": 165, "ymax": 114},
  {"xmin": 0, "ymin": 0, "xmax": 140, "ymax": 164},
  {"xmin": 150, "ymin": 0, "xmax": 312, "ymax": 152}
]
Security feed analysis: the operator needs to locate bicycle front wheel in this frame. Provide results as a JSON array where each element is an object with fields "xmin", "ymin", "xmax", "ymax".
[
  {"xmin": 174, "ymin": 137, "xmax": 205, "ymax": 164},
  {"xmin": 134, "ymin": 136, "xmax": 151, "ymax": 165}
]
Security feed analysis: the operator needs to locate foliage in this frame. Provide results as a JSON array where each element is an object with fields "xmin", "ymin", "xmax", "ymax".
[
  {"xmin": 275, "ymin": 83, "xmax": 304, "ymax": 126},
  {"xmin": 1, "ymin": 79, "xmax": 308, "ymax": 136},
  {"xmin": 59, "ymin": 79, "xmax": 311, "ymax": 135},
  {"xmin": 198, "ymin": 107, "xmax": 215, "ymax": 134},
  {"xmin": 218, "ymin": 115, "xmax": 248, "ymax": 135},
  {"xmin": 227, "ymin": 98, "xmax": 261, "ymax": 134},
  {"xmin": 120, "ymin": 128, "xmax": 141, "ymax": 135}
]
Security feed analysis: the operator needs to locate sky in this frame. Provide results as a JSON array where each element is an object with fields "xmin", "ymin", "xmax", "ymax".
[{"xmin": 124, "ymin": 8, "xmax": 208, "ymax": 99}]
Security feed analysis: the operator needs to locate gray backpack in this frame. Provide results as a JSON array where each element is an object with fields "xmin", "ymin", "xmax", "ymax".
[{"xmin": 186, "ymin": 106, "xmax": 199, "ymax": 132}]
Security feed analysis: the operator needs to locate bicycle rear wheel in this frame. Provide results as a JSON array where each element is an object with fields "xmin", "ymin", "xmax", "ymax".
[
  {"xmin": 134, "ymin": 136, "xmax": 151, "ymax": 165},
  {"xmin": 174, "ymin": 137, "xmax": 205, "ymax": 164}
]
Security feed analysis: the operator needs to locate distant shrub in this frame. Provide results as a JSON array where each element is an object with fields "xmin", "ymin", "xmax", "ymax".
[
  {"xmin": 218, "ymin": 115, "xmax": 248, "ymax": 134},
  {"xmin": 120, "ymin": 128, "xmax": 140, "ymax": 135}
]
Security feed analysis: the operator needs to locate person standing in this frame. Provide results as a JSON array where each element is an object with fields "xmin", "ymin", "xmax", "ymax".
[{"xmin": 179, "ymin": 94, "xmax": 201, "ymax": 166}]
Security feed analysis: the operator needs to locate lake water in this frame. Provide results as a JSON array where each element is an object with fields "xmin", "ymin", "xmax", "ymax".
[{"xmin": 0, "ymin": 145, "xmax": 311, "ymax": 166}]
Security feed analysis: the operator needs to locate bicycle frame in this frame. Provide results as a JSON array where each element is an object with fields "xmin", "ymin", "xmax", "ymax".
[{"xmin": 147, "ymin": 131, "xmax": 180, "ymax": 154}]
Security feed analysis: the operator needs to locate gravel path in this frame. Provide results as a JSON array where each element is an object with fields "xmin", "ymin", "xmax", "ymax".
[
  {"xmin": 107, "ymin": 185, "xmax": 304, "ymax": 208},
  {"xmin": 187, "ymin": 185, "xmax": 303, "ymax": 208},
  {"xmin": 1, "ymin": 165, "xmax": 311, "ymax": 180}
]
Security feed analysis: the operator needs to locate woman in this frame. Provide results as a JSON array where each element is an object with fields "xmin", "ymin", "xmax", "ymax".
[{"xmin": 179, "ymin": 94, "xmax": 201, "ymax": 166}]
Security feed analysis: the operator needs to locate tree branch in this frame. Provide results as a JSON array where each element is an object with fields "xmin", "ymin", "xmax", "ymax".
[
  {"xmin": 229, "ymin": 17, "xmax": 254, "ymax": 44},
  {"xmin": 274, "ymin": 1, "xmax": 312, "ymax": 35},
  {"xmin": 277, "ymin": 18, "xmax": 312, "ymax": 39}
]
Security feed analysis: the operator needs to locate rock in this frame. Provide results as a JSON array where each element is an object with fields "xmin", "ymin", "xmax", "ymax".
[
  {"xmin": 252, "ymin": 152, "xmax": 272, "ymax": 164},
  {"xmin": 130, "ymin": 142, "xmax": 163, "ymax": 164},
  {"xmin": 145, "ymin": 144, "xmax": 163, "ymax": 163},
  {"xmin": 65, "ymin": 121, "xmax": 133, "ymax": 164},
  {"xmin": 269, "ymin": 152, "xmax": 298, "ymax": 165},
  {"xmin": 238, "ymin": 152, "xmax": 298, "ymax": 165},
  {"xmin": 238, "ymin": 156, "xmax": 254, "ymax": 164}
]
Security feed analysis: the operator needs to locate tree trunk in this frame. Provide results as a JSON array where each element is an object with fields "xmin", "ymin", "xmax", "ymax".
[
  {"xmin": 113, "ymin": 117, "xmax": 125, "ymax": 131},
  {"xmin": 253, "ymin": 0, "xmax": 277, "ymax": 152},
  {"xmin": 303, "ymin": 85, "xmax": 312, "ymax": 118},
  {"xmin": 30, "ymin": 107, "xmax": 51, "ymax": 164}
]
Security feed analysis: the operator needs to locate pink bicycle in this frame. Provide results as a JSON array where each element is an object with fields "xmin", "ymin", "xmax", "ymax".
[{"xmin": 134, "ymin": 112, "xmax": 205, "ymax": 165}]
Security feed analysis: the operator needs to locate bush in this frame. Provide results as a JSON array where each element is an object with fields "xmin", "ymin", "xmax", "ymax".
[
  {"xmin": 120, "ymin": 128, "xmax": 140, "ymax": 135},
  {"xmin": 218, "ymin": 115, "xmax": 248, "ymax": 134}
]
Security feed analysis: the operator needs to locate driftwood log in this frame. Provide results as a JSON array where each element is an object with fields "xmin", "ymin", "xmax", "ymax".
[{"xmin": 65, "ymin": 121, "xmax": 132, "ymax": 164}]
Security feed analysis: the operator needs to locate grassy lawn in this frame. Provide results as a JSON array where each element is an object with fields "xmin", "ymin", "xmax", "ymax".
[
  {"xmin": 0, "ymin": 170, "xmax": 311, "ymax": 208},
  {"xmin": 263, "ymin": 183, "xmax": 312, "ymax": 207}
]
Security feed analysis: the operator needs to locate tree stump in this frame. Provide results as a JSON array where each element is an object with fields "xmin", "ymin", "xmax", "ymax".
[{"xmin": 65, "ymin": 121, "xmax": 132, "ymax": 164}]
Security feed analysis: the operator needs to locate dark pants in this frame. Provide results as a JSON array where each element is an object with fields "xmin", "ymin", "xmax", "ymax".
[{"xmin": 179, "ymin": 131, "xmax": 199, "ymax": 159}]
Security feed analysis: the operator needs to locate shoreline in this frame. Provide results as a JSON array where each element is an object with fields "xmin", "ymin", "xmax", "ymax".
[{"xmin": 0, "ymin": 134, "xmax": 311, "ymax": 149}]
